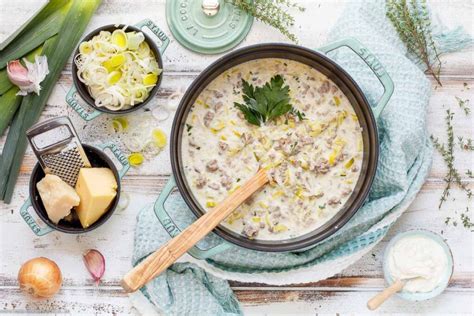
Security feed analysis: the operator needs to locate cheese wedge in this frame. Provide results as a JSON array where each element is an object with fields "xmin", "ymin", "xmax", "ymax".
[
  {"xmin": 37, "ymin": 174, "xmax": 80, "ymax": 224},
  {"xmin": 75, "ymin": 168, "xmax": 117, "ymax": 228}
]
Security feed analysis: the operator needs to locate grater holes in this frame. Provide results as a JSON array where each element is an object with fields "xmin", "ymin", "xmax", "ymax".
[{"xmin": 43, "ymin": 147, "xmax": 87, "ymax": 187}]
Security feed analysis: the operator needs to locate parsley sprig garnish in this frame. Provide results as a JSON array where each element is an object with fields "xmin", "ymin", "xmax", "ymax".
[{"xmin": 234, "ymin": 75, "xmax": 304, "ymax": 126}]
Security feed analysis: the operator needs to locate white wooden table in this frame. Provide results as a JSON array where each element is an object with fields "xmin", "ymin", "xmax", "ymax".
[{"xmin": 1, "ymin": 0, "xmax": 473, "ymax": 314}]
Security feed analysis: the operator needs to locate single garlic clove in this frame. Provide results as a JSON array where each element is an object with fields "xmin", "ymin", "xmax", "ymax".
[
  {"xmin": 7, "ymin": 60, "xmax": 32, "ymax": 87},
  {"xmin": 82, "ymin": 249, "xmax": 105, "ymax": 284}
]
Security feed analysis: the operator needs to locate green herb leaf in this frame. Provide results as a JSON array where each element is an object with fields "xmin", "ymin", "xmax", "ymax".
[
  {"xmin": 386, "ymin": 0, "xmax": 442, "ymax": 85},
  {"xmin": 234, "ymin": 75, "xmax": 303, "ymax": 126},
  {"xmin": 229, "ymin": 0, "xmax": 304, "ymax": 43}
]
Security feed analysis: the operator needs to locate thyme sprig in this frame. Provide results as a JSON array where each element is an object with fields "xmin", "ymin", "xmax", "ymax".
[
  {"xmin": 467, "ymin": 170, "xmax": 473, "ymax": 179},
  {"xmin": 386, "ymin": 0, "xmax": 443, "ymax": 85},
  {"xmin": 456, "ymin": 97, "xmax": 471, "ymax": 115},
  {"xmin": 460, "ymin": 210, "xmax": 474, "ymax": 231},
  {"xmin": 445, "ymin": 208, "xmax": 473, "ymax": 231},
  {"xmin": 431, "ymin": 98, "xmax": 473, "ymax": 231},
  {"xmin": 458, "ymin": 137, "xmax": 474, "ymax": 151},
  {"xmin": 229, "ymin": 0, "xmax": 304, "ymax": 43},
  {"xmin": 430, "ymin": 108, "xmax": 472, "ymax": 209}
]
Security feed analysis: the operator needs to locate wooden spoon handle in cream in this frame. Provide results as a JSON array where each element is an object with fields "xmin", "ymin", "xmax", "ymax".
[
  {"xmin": 367, "ymin": 279, "xmax": 405, "ymax": 310},
  {"xmin": 121, "ymin": 169, "xmax": 269, "ymax": 293}
]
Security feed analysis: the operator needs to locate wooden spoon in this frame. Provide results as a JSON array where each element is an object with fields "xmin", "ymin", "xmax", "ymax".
[
  {"xmin": 121, "ymin": 168, "xmax": 269, "ymax": 293},
  {"xmin": 367, "ymin": 279, "xmax": 407, "ymax": 310}
]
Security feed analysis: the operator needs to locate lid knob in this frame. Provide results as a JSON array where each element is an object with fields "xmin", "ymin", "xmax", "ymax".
[
  {"xmin": 166, "ymin": 0, "xmax": 253, "ymax": 54},
  {"xmin": 202, "ymin": 0, "xmax": 220, "ymax": 16}
]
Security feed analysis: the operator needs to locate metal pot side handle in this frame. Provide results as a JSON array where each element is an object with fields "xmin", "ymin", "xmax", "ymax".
[
  {"xmin": 318, "ymin": 38, "xmax": 394, "ymax": 120},
  {"xmin": 153, "ymin": 177, "xmax": 232, "ymax": 260},
  {"xmin": 66, "ymin": 86, "xmax": 102, "ymax": 121},
  {"xmin": 20, "ymin": 198, "xmax": 54, "ymax": 236},
  {"xmin": 135, "ymin": 19, "xmax": 170, "ymax": 55},
  {"xmin": 96, "ymin": 142, "xmax": 130, "ymax": 179}
]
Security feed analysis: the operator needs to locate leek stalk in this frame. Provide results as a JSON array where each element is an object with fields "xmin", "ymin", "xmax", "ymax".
[
  {"xmin": 0, "ymin": 0, "xmax": 102, "ymax": 202},
  {"xmin": 0, "ymin": 0, "xmax": 71, "ymax": 69},
  {"xmin": 0, "ymin": 87, "xmax": 21, "ymax": 135},
  {"xmin": 0, "ymin": 69, "xmax": 11, "ymax": 95}
]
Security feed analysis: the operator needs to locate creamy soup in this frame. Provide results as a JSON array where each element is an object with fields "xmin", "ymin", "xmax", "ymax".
[{"xmin": 182, "ymin": 58, "xmax": 363, "ymax": 240}]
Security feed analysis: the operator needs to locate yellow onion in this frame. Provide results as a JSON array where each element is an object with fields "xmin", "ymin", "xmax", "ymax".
[{"xmin": 18, "ymin": 257, "xmax": 62, "ymax": 298}]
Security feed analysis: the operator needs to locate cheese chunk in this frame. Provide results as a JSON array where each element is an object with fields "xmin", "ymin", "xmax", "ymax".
[
  {"xmin": 75, "ymin": 168, "xmax": 117, "ymax": 228},
  {"xmin": 37, "ymin": 174, "xmax": 80, "ymax": 224}
]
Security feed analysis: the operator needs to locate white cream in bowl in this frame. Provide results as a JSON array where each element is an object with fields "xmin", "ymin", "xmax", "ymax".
[{"xmin": 387, "ymin": 234, "xmax": 449, "ymax": 293}]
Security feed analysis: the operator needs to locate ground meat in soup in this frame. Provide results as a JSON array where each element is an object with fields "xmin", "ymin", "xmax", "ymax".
[{"xmin": 182, "ymin": 58, "xmax": 363, "ymax": 241}]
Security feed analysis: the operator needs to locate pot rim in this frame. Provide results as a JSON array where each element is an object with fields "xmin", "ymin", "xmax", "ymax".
[
  {"xmin": 71, "ymin": 23, "xmax": 164, "ymax": 114},
  {"xmin": 29, "ymin": 144, "xmax": 121, "ymax": 234},
  {"xmin": 170, "ymin": 43, "xmax": 379, "ymax": 252}
]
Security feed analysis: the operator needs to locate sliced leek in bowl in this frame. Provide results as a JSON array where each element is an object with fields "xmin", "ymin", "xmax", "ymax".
[{"xmin": 72, "ymin": 24, "xmax": 164, "ymax": 114}]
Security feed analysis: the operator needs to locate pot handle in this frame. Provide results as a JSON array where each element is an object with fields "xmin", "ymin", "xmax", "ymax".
[
  {"xmin": 96, "ymin": 142, "xmax": 130, "ymax": 179},
  {"xmin": 20, "ymin": 198, "xmax": 54, "ymax": 236},
  {"xmin": 318, "ymin": 38, "xmax": 394, "ymax": 120},
  {"xmin": 153, "ymin": 177, "xmax": 232, "ymax": 260},
  {"xmin": 66, "ymin": 86, "xmax": 102, "ymax": 121},
  {"xmin": 135, "ymin": 19, "xmax": 170, "ymax": 55}
]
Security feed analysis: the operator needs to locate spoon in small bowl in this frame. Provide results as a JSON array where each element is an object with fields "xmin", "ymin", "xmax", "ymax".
[
  {"xmin": 367, "ymin": 275, "xmax": 424, "ymax": 310},
  {"xmin": 121, "ymin": 169, "xmax": 269, "ymax": 293}
]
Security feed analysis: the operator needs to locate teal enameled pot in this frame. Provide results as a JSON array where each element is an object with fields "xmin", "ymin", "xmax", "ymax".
[{"xmin": 161, "ymin": 38, "xmax": 395, "ymax": 255}]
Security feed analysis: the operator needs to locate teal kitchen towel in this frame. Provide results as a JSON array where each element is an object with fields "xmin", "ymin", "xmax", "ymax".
[{"xmin": 130, "ymin": 1, "xmax": 472, "ymax": 315}]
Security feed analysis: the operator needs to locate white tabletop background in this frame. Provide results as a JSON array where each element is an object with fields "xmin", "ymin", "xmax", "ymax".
[{"xmin": 0, "ymin": 0, "xmax": 473, "ymax": 314}]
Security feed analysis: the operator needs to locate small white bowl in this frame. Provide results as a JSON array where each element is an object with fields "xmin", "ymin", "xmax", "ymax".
[{"xmin": 382, "ymin": 229, "xmax": 454, "ymax": 301}]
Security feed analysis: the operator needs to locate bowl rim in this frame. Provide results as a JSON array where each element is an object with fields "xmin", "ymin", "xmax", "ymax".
[
  {"xmin": 382, "ymin": 229, "xmax": 454, "ymax": 301},
  {"xmin": 71, "ymin": 23, "xmax": 164, "ymax": 114},
  {"xmin": 170, "ymin": 43, "xmax": 380, "ymax": 252},
  {"xmin": 29, "ymin": 144, "xmax": 121, "ymax": 234}
]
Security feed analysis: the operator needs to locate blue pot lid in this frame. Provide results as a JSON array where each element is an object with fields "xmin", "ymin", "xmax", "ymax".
[{"xmin": 166, "ymin": 0, "xmax": 253, "ymax": 54}]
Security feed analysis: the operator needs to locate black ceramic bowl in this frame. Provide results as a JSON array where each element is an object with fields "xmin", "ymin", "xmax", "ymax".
[
  {"xmin": 171, "ymin": 43, "xmax": 380, "ymax": 252},
  {"xmin": 29, "ymin": 145, "xmax": 121, "ymax": 234},
  {"xmin": 72, "ymin": 24, "xmax": 164, "ymax": 114}
]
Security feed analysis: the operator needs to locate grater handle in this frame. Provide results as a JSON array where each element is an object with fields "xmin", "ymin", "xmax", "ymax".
[{"xmin": 26, "ymin": 116, "xmax": 79, "ymax": 155}]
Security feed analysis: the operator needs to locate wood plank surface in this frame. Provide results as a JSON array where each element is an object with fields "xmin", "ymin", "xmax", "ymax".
[{"xmin": 0, "ymin": 0, "xmax": 473, "ymax": 314}]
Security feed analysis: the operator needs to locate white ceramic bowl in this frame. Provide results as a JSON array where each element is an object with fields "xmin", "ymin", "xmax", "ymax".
[{"xmin": 382, "ymin": 229, "xmax": 454, "ymax": 301}]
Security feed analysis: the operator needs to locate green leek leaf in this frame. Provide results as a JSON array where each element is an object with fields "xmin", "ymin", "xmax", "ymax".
[
  {"xmin": 0, "ymin": 0, "xmax": 72, "ymax": 69},
  {"xmin": 0, "ymin": 0, "xmax": 102, "ymax": 202},
  {"xmin": 0, "ymin": 87, "xmax": 21, "ymax": 135}
]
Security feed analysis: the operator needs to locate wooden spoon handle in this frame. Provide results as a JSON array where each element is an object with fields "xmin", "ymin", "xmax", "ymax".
[
  {"xmin": 121, "ymin": 169, "xmax": 269, "ymax": 293},
  {"xmin": 367, "ymin": 279, "xmax": 405, "ymax": 310}
]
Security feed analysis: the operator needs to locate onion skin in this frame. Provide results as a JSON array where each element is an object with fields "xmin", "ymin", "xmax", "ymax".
[{"xmin": 18, "ymin": 257, "xmax": 62, "ymax": 298}]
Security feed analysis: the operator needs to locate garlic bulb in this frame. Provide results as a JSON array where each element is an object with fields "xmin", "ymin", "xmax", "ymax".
[
  {"xmin": 18, "ymin": 257, "xmax": 62, "ymax": 298},
  {"xmin": 7, "ymin": 55, "xmax": 49, "ymax": 96}
]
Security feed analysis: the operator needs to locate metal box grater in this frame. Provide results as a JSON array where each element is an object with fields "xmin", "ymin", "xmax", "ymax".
[{"xmin": 26, "ymin": 116, "xmax": 91, "ymax": 187}]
